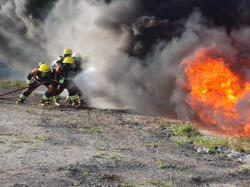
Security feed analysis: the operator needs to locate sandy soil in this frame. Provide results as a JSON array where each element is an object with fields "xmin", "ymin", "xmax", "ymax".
[{"xmin": 0, "ymin": 87, "xmax": 249, "ymax": 187}]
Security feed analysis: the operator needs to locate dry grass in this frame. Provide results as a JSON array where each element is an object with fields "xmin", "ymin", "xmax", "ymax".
[
  {"xmin": 168, "ymin": 122, "xmax": 250, "ymax": 153},
  {"xmin": 0, "ymin": 80, "xmax": 26, "ymax": 88}
]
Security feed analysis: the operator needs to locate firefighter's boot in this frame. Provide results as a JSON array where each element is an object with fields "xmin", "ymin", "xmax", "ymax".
[
  {"xmin": 79, "ymin": 99, "xmax": 87, "ymax": 106},
  {"xmin": 53, "ymin": 95, "xmax": 61, "ymax": 106},
  {"xmin": 72, "ymin": 99, "xmax": 80, "ymax": 107},
  {"xmin": 54, "ymin": 99, "xmax": 61, "ymax": 106},
  {"xmin": 78, "ymin": 95, "xmax": 87, "ymax": 106},
  {"xmin": 41, "ymin": 99, "xmax": 47, "ymax": 106},
  {"xmin": 66, "ymin": 96, "xmax": 72, "ymax": 104},
  {"xmin": 41, "ymin": 99, "xmax": 51, "ymax": 106},
  {"xmin": 16, "ymin": 98, "xmax": 25, "ymax": 105}
]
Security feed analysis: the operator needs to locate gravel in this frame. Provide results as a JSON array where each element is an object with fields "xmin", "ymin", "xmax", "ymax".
[{"xmin": 0, "ymin": 88, "xmax": 250, "ymax": 187}]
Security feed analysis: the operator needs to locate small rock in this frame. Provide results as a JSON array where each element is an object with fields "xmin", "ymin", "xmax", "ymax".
[
  {"xmin": 224, "ymin": 149, "xmax": 231, "ymax": 154},
  {"xmin": 228, "ymin": 151, "xmax": 242, "ymax": 159},
  {"xmin": 197, "ymin": 147, "xmax": 204, "ymax": 154},
  {"xmin": 216, "ymin": 148, "xmax": 222, "ymax": 153},
  {"xmin": 238, "ymin": 158, "xmax": 244, "ymax": 162},
  {"xmin": 203, "ymin": 148, "xmax": 210, "ymax": 153},
  {"xmin": 222, "ymin": 147, "xmax": 228, "ymax": 151},
  {"xmin": 244, "ymin": 155, "xmax": 250, "ymax": 164}
]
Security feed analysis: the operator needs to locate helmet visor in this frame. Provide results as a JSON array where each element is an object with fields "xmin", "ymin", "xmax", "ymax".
[
  {"xmin": 64, "ymin": 53, "xmax": 72, "ymax": 57},
  {"xmin": 40, "ymin": 71, "xmax": 51, "ymax": 78},
  {"xmin": 64, "ymin": 63, "xmax": 75, "ymax": 69}
]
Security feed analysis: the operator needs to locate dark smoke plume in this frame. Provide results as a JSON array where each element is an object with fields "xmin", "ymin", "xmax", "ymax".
[
  {"xmin": 1, "ymin": 0, "xmax": 250, "ymax": 127},
  {"xmin": 0, "ymin": 0, "xmax": 57, "ymax": 78}
]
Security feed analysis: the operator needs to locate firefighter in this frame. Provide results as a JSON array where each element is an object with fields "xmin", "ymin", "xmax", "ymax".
[
  {"xmin": 16, "ymin": 63, "xmax": 53, "ymax": 105},
  {"xmin": 51, "ymin": 48, "xmax": 74, "ymax": 106},
  {"xmin": 66, "ymin": 52, "xmax": 88, "ymax": 105},
  {"xmin": 54, "ymin": 52, "xmax": 89, "ymax": 106},
  {"xmin": 51, "ymin": 48, "xmax": 73, "ymax": 70},
  {"xmin": 45, "ymin": 57, "xmax": 79, "ymax": 107}
]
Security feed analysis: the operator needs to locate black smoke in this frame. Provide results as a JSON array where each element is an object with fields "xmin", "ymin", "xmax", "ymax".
[
  {"xmin": 2, "ymin": 0, "xmax": 250, "ymax": 129},
  {"xmin": 0, "ymin": 0, "xmax": 57, "ymax": 79},
  {"xmin": 1, "ymin": 0, "xmax": 250, "ymax": 74}
]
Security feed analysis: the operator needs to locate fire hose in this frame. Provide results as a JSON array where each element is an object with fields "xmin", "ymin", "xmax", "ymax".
[{"xmin": 0, "ymin": 82, "xmax": 45, "ymax": 100}]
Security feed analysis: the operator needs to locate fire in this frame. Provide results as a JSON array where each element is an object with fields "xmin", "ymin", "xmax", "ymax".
[{"xmin": 181, "ymin": 47, "xmax": 250, "ymax": 136}]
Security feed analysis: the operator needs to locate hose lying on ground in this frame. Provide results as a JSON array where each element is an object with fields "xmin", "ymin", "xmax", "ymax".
[
  {"xmin": 0, "ymin": 82, "xmax": 45, "ymax": 100},
  {"xmin": 0, "ymin": 96, "xmax": 20, "ymax": 99}
]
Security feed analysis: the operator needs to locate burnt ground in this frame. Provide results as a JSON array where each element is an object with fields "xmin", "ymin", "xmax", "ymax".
[{"xmin": 0, "ymin": 87, "xmax": 250, "ymax": 187}]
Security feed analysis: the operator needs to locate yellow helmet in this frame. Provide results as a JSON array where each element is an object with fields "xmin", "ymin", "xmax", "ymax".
[
  {"xmin": 38, "ymin": 63, "xmax": 51, "ymax": 78},
  {"xmin": 63, "ymin": 57, "xmax": 75, "ymax": 68},
  {"xmin": 64, "ymin": 48, "xmax": 72, "ymax": 56},
  {"xmin": 39, "ymin": 63, "xmax": 50, "ymax": 72}
]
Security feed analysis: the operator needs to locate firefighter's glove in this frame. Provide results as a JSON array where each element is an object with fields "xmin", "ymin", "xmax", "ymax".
[{"xmin": 59, "ymin": 78, "xmax": 65, "ymax": 84}]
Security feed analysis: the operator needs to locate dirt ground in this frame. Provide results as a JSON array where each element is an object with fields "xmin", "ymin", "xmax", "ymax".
[{"xmin": 0, "ymin": 87, "xmax": 250, "ymax": 187}]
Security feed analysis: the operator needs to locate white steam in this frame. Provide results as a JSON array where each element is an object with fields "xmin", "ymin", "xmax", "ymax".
[{"xmin": 2, "ymin": 0, "xmax": 250, "ymax": 126}]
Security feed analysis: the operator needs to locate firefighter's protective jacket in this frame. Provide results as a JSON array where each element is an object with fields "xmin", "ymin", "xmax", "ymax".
[
  {"xmin": 54, "ymin": 64, "xmax": 76, "ymax": 83},
  {"xmin": 27, "ymin": 68, "xmax": 52, "ymax": 85}
]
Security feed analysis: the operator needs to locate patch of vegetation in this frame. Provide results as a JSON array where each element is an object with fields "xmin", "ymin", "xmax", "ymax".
[
  {"xmin": 134, "ymin": 183, "xmax": 145, "ymax": 187},
  {"xmin": 11, "ymin": 139, "xmax": 19, "ymax": 144},
  {"xmin": 137, "ymin": 129, "xmax": 141, "ymax": 136},
  {"xmin": 92, "ymin": 153, "xmax": 103, "ymax": 158},
  {"xmin": 158, "ymin": 121, "xmax": 171, "ymax": 128},
  {"xmin": 13, "ymin": 172, "xmax": 23, "ymax": 175},
  {"xmin": 192, "ymin": 136, "xmax": 227, "ymax": 153},
  {"xmin": 35, "ymin": 142, "xmax": 40, "ymax": 150},
  {"xmin": 0, "ymin": 80, "xmax": 26, "ymax": 88},
  {"xmin": 186, "ymin": 177, "xmax": 192, "ymax": 182},
  {"xmin": 38, "ymin": 136, "xmax": 52, "ymax": 141},
  {"xmin": 121, "ymin": 183, "xmax": 131, "ymax": 187},
  {"xmin": 17, "ymin": 135, "xmax": 32, "ymax": 143},
  {"xmin": 148, "ymin": 180, "xmax": 173, "ymax": 187},
  {"xmin": 143, "ymin": 141, "xmax": 159, "ymax": 148},
  {"xmin": 170, "ymin": 122, "xmax": 200, "ymax": 137},
  {"xmin": 83, "ymin": 172, "xmax": 88, "ymax": 176},
  {"xmin": 0, "ymin": 139, "xmax": 5, "ymax": 143},
  {"xmin": 63, "ymin": 145, "xmax": 70, "ymax": 149},
  {"xmin": 109, "ymin": 153, "xmax": 122, "ymax": 159},
  {"xmin": 170, "ymin": 136, "xmax": 191, "ymax": 146},
  {"xmin": 236, "ymin": 166, "xmax": 250, "ymax": 173},
  {"xmin": 192, "ymin": 135, "xmax": 250, "ymax": 153},
  {"xmin": 230, "ymin": 136, "xmax": 250, "ymax": 154},
  {"xmin": 93, "ymin": 145, "xmax": 105, "ymax": 151},
  {"xmin": 25, "ymin": 109, "xmax": 32, "ymax": 113},
  {"xmin": 92, "ymin": 152, "xmax": 122, "ymax": 160},
  {"xmin": 168, "ymin": 122, "xmax": 250, "ymax": 154},
  {"xmin": 4, "ymin": 132, "xmax": 14, "ymax": 136},
  {"xmin": 11, "ymin": 145, "xmax": 21, "ymax": 149},
  {"xmin": 88, "ymin": 128, "xmax": 102, "ymax": 133},
  {"xmin": 12, "ymin": 81, "xmax": 26, "ymax": 88},
  {"xmin": 60, "ymin": 118, "xmax": 83, "ymax": 123},
  {"xmin": 73, "ymin": 181, "xmax": 78, "ymax": 186},
  {"xmin": 157, "ymin": 158, "xmax": 166, "ymax": 168},
  {"xmin": 38, "ymin": 160, "xmax": 46, "ymax": 164}
]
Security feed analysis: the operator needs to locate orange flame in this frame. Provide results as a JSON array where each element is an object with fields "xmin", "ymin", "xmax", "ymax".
[{"xmin": 181, "ymin": 47, "xmax": 250, "ymax": 136}]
